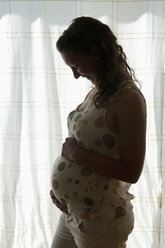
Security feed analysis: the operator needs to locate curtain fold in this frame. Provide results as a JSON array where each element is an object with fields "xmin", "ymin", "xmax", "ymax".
[{"xmin": 0, "ymin": 1, "xmax": 164, "ymax": 247}]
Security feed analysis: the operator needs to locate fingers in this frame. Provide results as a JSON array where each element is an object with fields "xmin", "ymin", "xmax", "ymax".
[
  {"xmin": 65, "ymin": 137, "xmax": 75, "ymax": 143},
  {"xmin": 50, "ymin": 190, "xmax": 70, "ymax": 215},
  {"xmin": 50, "ymin": 190, "xmax": 60, "ymax": 204},
  {"xmin": 61, "ymin": 146, "xmax": 65, "ymax": 157},
  {"xmin": 56, "ymin": 202, "xmax": 70, "ymax": 215},
  {"xmin": 50, "ymin": 190, "xmax": 55, "ymax": 199}
]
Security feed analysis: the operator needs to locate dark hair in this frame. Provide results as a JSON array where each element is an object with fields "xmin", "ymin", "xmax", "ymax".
[{"xmin": 56, "ymin": 16, "xmax": 139, "ymax": 107}]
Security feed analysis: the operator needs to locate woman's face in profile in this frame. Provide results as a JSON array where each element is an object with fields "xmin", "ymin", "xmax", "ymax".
[{"xmin": 61, "ymin": 47, "xmax": 99, "ymax": 83}]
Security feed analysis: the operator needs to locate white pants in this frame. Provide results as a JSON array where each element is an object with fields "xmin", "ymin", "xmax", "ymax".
[{"xmin": 50, "ymin": 211, "xmax": 134, "ymax": 248}]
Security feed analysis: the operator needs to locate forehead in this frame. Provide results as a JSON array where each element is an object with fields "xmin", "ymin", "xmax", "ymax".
[{"xmin": 61, "ymin": 52, "xmax": 85, "ymax": 66}]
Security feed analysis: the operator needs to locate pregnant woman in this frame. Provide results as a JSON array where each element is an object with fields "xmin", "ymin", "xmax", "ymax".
[{"xmin": 50, "ymin": 16, "xmax": 146, "ymax": 248}]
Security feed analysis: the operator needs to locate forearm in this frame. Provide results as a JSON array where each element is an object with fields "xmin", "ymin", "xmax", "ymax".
[
  {"xmin": 62, "ymin": 137, "xmax": 141, "ymax": 183},
  {"xmin": 73, "ymin": 147, "xmax": 137, "ymax": 183}
]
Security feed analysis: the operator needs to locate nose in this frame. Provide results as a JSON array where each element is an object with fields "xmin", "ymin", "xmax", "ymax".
[{"xmin": 71, "ymin": 68, "xmax": 81, "ymax": 79}]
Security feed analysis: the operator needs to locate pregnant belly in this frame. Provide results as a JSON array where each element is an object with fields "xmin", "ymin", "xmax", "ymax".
[
  {"xmin": 51, "ymin": 155, "xmax": 85, "ymax": 203},
  {"xmin": 51, "ymin": 155, "xmax": 110, "ymax": 216}
]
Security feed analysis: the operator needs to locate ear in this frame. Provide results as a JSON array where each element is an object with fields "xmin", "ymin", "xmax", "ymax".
[{"xmin": 90, "ymin": 46, "xmax": 99, "ymax": 60}]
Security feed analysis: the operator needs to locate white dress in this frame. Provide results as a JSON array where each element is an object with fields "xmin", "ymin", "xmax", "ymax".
[{"xmin": 51, "ymin": 82, "xmax": 138, "ymax": 219}]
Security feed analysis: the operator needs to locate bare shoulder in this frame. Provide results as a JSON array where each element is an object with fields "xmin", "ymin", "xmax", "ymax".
[
  {"xmin": 106, "ymin": 87, "xmax": 146, "ymax": 123},
  {"xmin": 114, "ymin": 87, "xmax": 147, "ymax": 117},
  {"xmin": 106, "ymin": 87, "xmax": 146, "ymax": 133}
]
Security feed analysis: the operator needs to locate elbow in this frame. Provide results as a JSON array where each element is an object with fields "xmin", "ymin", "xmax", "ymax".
[
  {"xmin": 124, "ymin": 177, "xmax": 138, "ymax": 184},
  {"xmin": 123, "ymin": 169, "xmax": 142, "ymax": 184},
  {"xmin": 130, "ymin": 178, "xmax": 138, "ymax": 184},
  {"xmin": 128, "ymin": 173, "xmax": 142, "ymax": 184},
  {"xmin": 124, "ymin": 162, "xmax": 144, "ymax": 184},
  {"xmin": 118, "ymin": 173, "xmax": 140, "ymax": 184}
]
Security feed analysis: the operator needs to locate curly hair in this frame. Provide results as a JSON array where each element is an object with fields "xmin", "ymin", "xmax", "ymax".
[{"xmin": 56, "ymin": 16, "xmax": 139, "ymax": 107}]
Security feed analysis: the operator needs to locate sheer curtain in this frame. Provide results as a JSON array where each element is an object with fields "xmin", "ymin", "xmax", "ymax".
[{"xmin": 0, "ymin": 1, "xmax": 164, "ymax": 247}]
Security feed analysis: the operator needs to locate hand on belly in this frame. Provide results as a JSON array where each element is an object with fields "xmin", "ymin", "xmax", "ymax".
[{"xmin": 50, "ymin": 189, "xmax": 70, "ymax": 215}]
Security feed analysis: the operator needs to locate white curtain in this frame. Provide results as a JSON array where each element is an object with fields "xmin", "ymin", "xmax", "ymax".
[{"xmin": 0, "ymin": 1, "xmax": 164, "ymax": 247}]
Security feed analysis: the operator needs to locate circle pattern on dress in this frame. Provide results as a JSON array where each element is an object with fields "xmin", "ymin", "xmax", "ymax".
[
  {"xmin": 52, "ymin": 179, "xmax": 59, "ymax": 190},
  {"xmin": 74, "ymin": 179, "xmax": 80, "ymax": 184},
  {"xmin": 115, "ymin": 206, "xmax": 126, "ymax": 218},
  {"xmin": 102, "ymin": 134, "xmax": 115, "ymax": 149},
  {"xmin": 58, "ymin": 162, "xmax": 65, "ymax": 171},
  {"xmin": 83, "ymin": 196, "xmax": 94, "ymax": 206}
]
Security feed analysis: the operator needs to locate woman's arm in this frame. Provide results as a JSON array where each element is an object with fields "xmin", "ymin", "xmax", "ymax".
[{"xmin": 62, "ymin": 89, "xmax": 146, "ymax": 183}]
